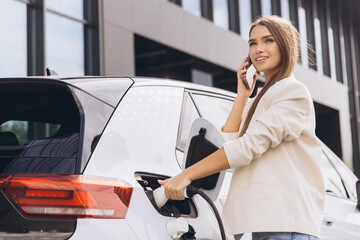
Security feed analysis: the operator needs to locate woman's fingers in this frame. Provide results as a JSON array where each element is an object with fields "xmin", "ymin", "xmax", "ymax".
[
  {"xmin": 159, "ymin": 173, "xmax": 191, "ymax": 200},
  {"xmin": 158, "ymin": 178, "xmax": 169, "ymax": 186},
  {"xmin": 251, "ymin": 73, "xmax": 258, "ymax": 90},
  {"xmin": 237, "ymin": 56, "xmax": 251, "ymax": 90}
]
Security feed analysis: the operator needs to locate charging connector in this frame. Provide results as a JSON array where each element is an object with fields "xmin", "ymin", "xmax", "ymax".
[{"xmin": 153, "ymin": 185, "xmax": 226, "ymax": 240}]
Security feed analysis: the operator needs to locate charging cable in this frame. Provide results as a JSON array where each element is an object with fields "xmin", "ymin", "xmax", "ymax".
[{"xmin": 153, "ymin": 185, "xmax": 226, "ymax": 240}]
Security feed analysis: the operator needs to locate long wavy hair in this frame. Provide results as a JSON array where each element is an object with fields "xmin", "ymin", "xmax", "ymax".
[{"xmin": 239, "ymin": 16, "xmax": 301, "ymax": 137}]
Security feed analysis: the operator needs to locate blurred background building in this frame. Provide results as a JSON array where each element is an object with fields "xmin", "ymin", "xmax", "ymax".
[{"xmin": 0, "ymin": 0, "xmax": 359, "ymax": 177}]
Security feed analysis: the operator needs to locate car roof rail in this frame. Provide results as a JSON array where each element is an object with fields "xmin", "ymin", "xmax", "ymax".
[{"xmin": 46, "ymin": 67, "xmax": 59, "ymax": 76}]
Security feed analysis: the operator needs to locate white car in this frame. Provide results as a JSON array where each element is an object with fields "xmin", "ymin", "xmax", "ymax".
[{"xmin": 0, "ymin": 76, "xmax": 359, "ymax": 239}]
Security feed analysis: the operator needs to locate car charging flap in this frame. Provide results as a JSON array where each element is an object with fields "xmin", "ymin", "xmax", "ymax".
[{"xmin": 182, "ymin": 118, "xmax": 226, "ymax": 201}]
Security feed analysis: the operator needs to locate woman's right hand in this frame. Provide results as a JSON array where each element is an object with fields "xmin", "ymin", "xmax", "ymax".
[
  {"xmin": 158, "ymin": 172, "xmax": 192, "ymax": 200},
  {"xmin": 237, "ymin": 56, "xmax": 257, "ymax": 98}
]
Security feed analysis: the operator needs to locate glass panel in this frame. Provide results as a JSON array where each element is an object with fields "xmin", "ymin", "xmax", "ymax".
[
  {"xmin": 0, "ymin": 121, "xmax": 60, "ymax": 146},
  {"xmin": 191, "ymin": 94, "xmax": 234, "ymax": 130},
  {"xmin": 327, "ymin": 0, "xmax": 337, "ymax": 81},
  {"xmin": 329, "ymin": 0, "xmax": 342, "ymax": 83},
  {"xmin": 46, "ymin": 12, "xmax": 84, "ymax": 77},
  {"xmin": 298, "ymin": 2, "xmax": 308, "ymax": 68},
  {"xmin": 46, "ymin": 0, "xmax": 83, "ymax": 19},
  {"xmin": 239, "ymin": 0, "xmax": 252, "ymax": 39},
  {"xmin": 322, "ymin": 153, "xmax": 348, "ymax": 199},
  {"xmin": 69, "ymin": 87, "xmax": 114, "ymax": 171},
  {"xmin": 213, "ymin": 0, "xmax": 229, "ymax": 30},
  {"xmin": 0, "ymin": 82, "xmax": 81, "ymax": 174},
  {"xmin": 177, "ymin": 94, "xmax": 200, "ymax": 151},
  {"xmin": 182, "ymin": 0, "xmax": 201, "ymax": 17},
  {"xmin": 0, "ymin": 0, "xmax": 26, "ymax": 77},
  {"xmin": 261, "ymin": 0, "xmax": 272, "ymax": 16},
  {"xmin": 313, "ymin": 2, "xmax": 323, "ymax": 75},
  {"xmin": 280, "ymin": 0, "xmax": 290, "ymax": 20}
]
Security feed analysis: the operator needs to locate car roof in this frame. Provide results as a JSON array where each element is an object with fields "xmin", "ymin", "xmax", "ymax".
[
  {"xmin": 0, "ymin": 76, "xmax": 237, "ymax": 104},
  {"xmin": 1, "ymin": 76, "xmax": 236, "ymax": 96},
  {"xmin": 130, "ymin": 76, "xmax": 236, "ymax": 97}
]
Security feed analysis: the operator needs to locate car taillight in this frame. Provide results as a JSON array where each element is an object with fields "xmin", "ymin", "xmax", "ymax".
[
  {"xmin": 0, "ymin": 174, "xmax": 133, "ymax": 219},
  {"xmin": 0, "ymin": 175, "xmax": 11, "ymax": 189}
]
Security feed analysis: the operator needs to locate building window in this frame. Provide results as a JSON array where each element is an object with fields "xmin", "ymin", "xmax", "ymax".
[
  {"xmin": 313, "ymin": 0, "xmax": 323, "ymax": 75},
  {"xmin": 0, "ymin": 0, "xmax": 98, "ymax": 77},
  {"xmin": 302, "ymin": 0, "xmax": 316, "ymax": 71},
  {"xmin": 261, "ymin": 0, "xmax": 272, "ymax": 16},
  {"xmin": 329, "ymin": 0, "xmax": 343, "ymax": 83},
  {"xmin": 0, "ymin": 0, "xmax": 27, "ymax": 77},
  {"xmin": 46, "ymin": 0, "xmax": 83, "ymax": 19},
  {"xmin": 281, "ymin": 0, "xmax": 290, "ymax": 20},
  {"xmin": 45, "ymin": 12, "xmax": 85, "ymax": 76},
  {"xmin": 239, "ymin": 0, "xmax": 252, "ymax": 39},
  {"xmin": 182, "ymin": 0, "xmax": 201, "ymax": 17},
  {"xmin": 213, "ymin": 0, "xmax": 229, "ymax": 30},
  {"xmin": 298, "ymin": 0, "xmax": 308, "ymax": 67},
  {"xmin": 45, "ymin": 0, "xmax": 85, "ymax": 76},
  {"xmin": 326, "ymin": 0, "xmax": 336, "ymax": 81},
  {"xmin": 316, "ymin": 0, "xmax": 331, "ymax": 77}
]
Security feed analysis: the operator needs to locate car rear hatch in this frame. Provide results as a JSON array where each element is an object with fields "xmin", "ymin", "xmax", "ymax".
[{"xmin": 0, "ymin": 77, "xmax": 133, "ymax": 239}]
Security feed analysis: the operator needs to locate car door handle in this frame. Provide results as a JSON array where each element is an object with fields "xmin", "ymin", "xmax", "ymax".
[{"xmin": 322, "ymin": 214, "xmax": 335, "ymax": 227}]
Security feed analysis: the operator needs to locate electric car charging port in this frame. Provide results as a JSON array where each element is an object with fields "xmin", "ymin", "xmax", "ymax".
[{"xmin": 134, "ymin": 172, "xmax": 197, "ymax": 218}]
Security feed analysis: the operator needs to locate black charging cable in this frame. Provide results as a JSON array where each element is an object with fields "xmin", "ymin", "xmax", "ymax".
[{"xmin": 186, "ymin": 185, "xmax": 226, "ymax": 240}]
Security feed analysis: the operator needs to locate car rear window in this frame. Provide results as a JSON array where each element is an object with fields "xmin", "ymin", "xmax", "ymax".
[{"xmin": 0, "ymin": 81, "xmax": 80, "ymax": 174}]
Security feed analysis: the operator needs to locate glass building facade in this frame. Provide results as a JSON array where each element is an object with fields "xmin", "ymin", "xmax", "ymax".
[{"xmin": 0, "ymin": 0, "xmax": 99, "ymax": 77}]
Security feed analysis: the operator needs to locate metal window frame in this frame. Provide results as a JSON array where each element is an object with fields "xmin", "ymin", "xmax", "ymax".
[
  {"xmin": 303, "ymin": 0, "xmax": 317, "ymax": 71},
  {"xmin": 251, "ymin": 0, "xmax": 262, "ymax": 22},
  {"xmin": 271, "ymin": 0, "xmax": 281, "ymax": 15},
  {"xmin": 27, "ymin": 0, "xmax": 45, "ymax": 76},
  {"xmin": 169, "ymin": 0, "xmax": 182, "ymax": 6},
  {"xmin": 329, "ymin": 0, "xmax": 343, "ymax": 83},
  {"xmin": 289, "ymin": 0, "xmax": 299, "ymax": 30},
  {"xmin": 228, "ymin": 0, "xmax": 240, "ymax": 33},
  {"xmin": 317, "ymin": 0, "xmax": 331, "ymax": 77},
  {"xmin": 84, "ymin": 0, "xmax": 100, "ymax": 75},
  {"xmin": 201, "ymin": 0, "xmax": 213, "ymax": 21}
]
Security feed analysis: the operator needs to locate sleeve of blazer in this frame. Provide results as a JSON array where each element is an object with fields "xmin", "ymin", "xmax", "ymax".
[
  {"xmin": 221, "ymin": 129, "xmax": 240, "ymax": 142},
  {"xmin": 223, "ymin": 81, "xmax": 312, "ymax": 168}
]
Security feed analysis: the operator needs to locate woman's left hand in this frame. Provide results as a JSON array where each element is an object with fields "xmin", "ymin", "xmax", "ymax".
[{"xmin": 158, "ymin": 172, "xmax": 191, "ymax": 200}]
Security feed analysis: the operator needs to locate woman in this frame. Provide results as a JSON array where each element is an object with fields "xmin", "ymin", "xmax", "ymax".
[{"xmin": 160, "ymin": 15, "xmax": 325, "ymax": 240}]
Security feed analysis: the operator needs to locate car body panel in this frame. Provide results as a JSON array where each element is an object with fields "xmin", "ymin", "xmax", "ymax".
[
  {"xmin": 321, "ymin": 195, "xmax": 360, "ymax": 239},
  {"xmin": 70, "ymin": 218, "xmax": 138, "ymax": 240},
  {"xmin": 84, "ymin": 85, "xmax": 184, "ymax": 181}
]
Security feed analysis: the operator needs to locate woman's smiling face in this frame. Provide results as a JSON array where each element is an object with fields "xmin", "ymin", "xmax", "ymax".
[{"xmin": 248, "ymin": 25, "xmax": 282, "ymax": 82}]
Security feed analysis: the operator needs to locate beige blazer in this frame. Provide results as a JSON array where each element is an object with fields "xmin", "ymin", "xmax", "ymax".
[{"xmin": 221, "ymin": 75, "xmax": 325, "ymax": 237}]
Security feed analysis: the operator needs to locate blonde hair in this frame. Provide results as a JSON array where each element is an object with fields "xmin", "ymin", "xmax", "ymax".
[{"xmin": 239, "ymin": 15, "xmax": 301, "ymax": 137}]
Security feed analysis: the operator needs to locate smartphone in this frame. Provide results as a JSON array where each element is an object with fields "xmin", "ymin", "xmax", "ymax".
[{"xmin": 243, "ymin": 56, "xmax": 257, "ymax": 90}]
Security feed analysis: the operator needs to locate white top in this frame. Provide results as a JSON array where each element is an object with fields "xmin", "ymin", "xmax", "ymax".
[{"xmin": 221, "ymin": 75, "xmax": 325, "ymax": 237}]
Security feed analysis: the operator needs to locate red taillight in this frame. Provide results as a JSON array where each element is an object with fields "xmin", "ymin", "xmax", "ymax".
[{"xmin": 2, "ymin": 174, "xmax": 133, "ymax": 219}]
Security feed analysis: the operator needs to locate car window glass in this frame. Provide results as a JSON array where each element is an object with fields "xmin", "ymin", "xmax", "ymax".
[
  {"xmin": 0, "ymin": 121, "xmax": 61, "ymax": 146},
  {"xmin": 322, "ymin": 152, "xmax": 348, "ymax": 199},
  {"xmin": 69, "ymin": 87, "xmax": 114, "ymax": 171},
  {"xmin": 0, "ymin": 82, "xmax": 80, "ymax": 174},
  {"xmin": 191, "ymin": 94, "xmax": 233, "ymax": 130},
  {"xmin": 324, "ymin": 148, "xmax": 358, "ymax": 200},
  {"xmin": 177, "ymin": 93, "xmax": 200, "ymax": 152}
]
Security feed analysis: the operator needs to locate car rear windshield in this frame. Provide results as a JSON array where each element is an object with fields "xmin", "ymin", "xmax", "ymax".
[{"xmin": 0, "ymin": 81, "xmax": 81, "ymax": 174}]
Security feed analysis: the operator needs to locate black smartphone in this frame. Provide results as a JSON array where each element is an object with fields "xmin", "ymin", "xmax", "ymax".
[{"xmin": 243, "ymin": 55, "xmax": 256, "ymax": 90}]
